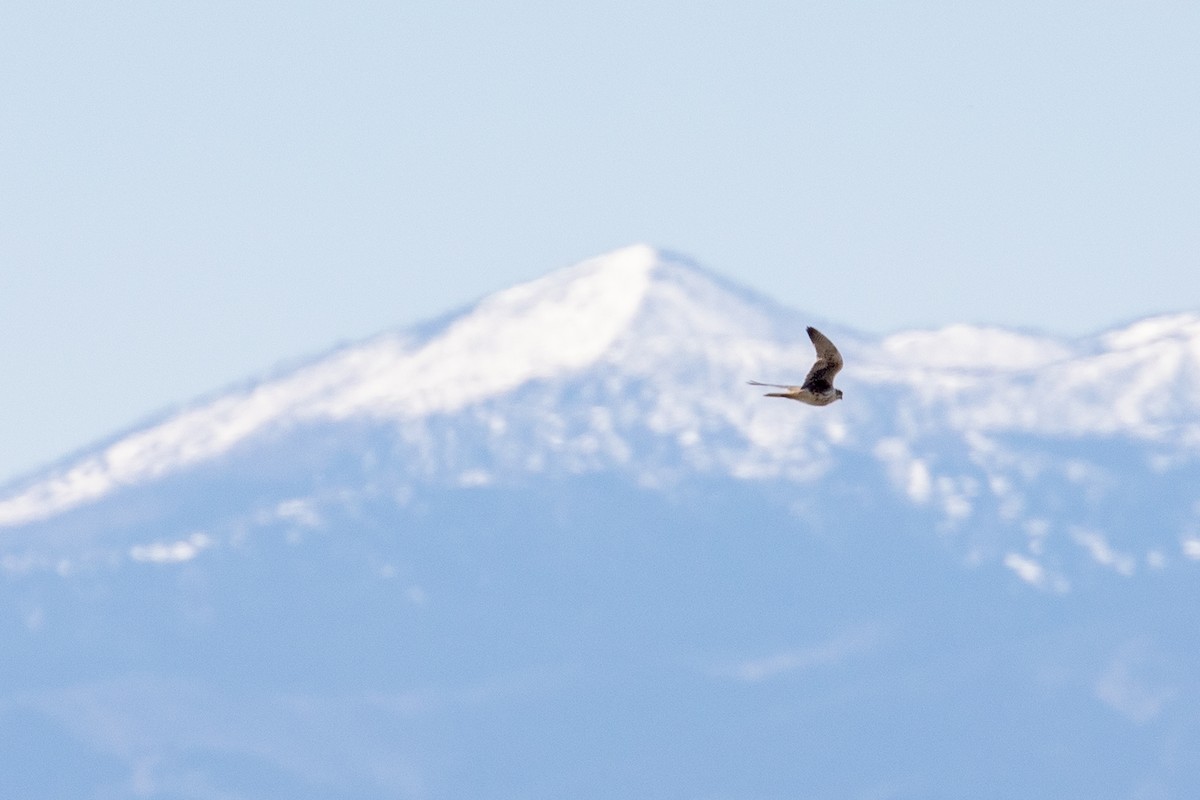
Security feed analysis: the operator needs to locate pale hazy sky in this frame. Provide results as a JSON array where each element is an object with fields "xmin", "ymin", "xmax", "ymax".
[{"xmin": 3, "ymin": 1, "xmax": 1198, "ymax": 483}]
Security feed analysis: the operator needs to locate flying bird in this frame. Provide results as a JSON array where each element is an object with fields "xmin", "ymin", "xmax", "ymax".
[{"xmin": 748, "ymin": 326, "xmax": 844, "ymax": 406}]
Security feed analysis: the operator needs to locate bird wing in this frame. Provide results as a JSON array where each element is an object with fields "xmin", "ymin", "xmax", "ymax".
[
  {"xmin": 747, "ymin": 380, "xmax": 795, "ymax": 390},
  {"xmin": 801, "ymin": 326, "xmax": 843, "ymax": 390}
]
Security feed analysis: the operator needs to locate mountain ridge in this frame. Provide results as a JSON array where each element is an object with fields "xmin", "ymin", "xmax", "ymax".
[
  {"xmin": 0, "ymin": 244, "xmax": 802, "ymax": 526},
  {"xmin": 3, "ymin": 245, "xmax": 1200, "ymax": 594},
  {"xmin": 5, "ymin": 246, "xmax": 1200, "ymax": 799}
]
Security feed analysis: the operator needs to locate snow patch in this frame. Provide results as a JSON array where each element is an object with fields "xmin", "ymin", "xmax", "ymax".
[
  {"xmin": 129, "ymin": 532, "xmax": 212, "ymax": 564},
  {"xmin": 1094, "ymin": 640, "xmax": 1177, "ymax": 724},
  {"xmin": 880, "ymin": 325, "xmax": 1072, "ymax": 371},
  {"xmin": 1003, "ymin": 552, "xmax": 1069, "ymax": 593},
  {"xmin": 1102, "ymin": 313, "xmax": 1200, "ymax": 351},
  {"xmin": 1004, "ymin": 553, "xmax": 1045, "ymax": 586},
  {"xmin": 721, "ymin": 628, "xmax": 878, "ymax": 683},
  {"xmin": 275, "ymin": 498, "xmax": 322, "ymax": 528},
  {"xmin": 874, "ymin": 438, "xmax": 932, "ymax": 505},
  {"xmin": 1182, "ymin": 538, "xmax": 1200, "ymax": 560},
  {"xmin": 1072, "ymin": 528, "xmax": 1136, "ymax": 576},
  {"xmin": 457, "ymin": 469, "xmax": 492, "ymax": 487}
]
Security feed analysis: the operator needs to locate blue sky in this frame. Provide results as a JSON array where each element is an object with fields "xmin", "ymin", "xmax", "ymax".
[{"xmin": 3, "ymin": 1, "xmax": 1198, "ymax": 483}]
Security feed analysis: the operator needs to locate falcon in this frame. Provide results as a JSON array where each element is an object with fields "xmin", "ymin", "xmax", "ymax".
[{"xmin": 748, "ymin": 326, "xmax": 844, "ymax": 406}]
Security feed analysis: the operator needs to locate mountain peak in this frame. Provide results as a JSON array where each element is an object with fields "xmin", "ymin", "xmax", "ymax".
[
  {"xmin": 0, "ymin": 245, "xmax": 727, "ymax": 528},
  {"xmin": 5, "ymin": 246, "xmax": 1199, "ymax": 537},
  {"xmin": 1102, "ymin": 312, "xmax": 1200, "ymax": 350}
]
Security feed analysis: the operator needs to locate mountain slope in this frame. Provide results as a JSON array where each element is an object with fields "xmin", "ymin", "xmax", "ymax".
[
  {"xmin": 3, "ymin": 246, "xmax": 1200, "ymax": 799},
  {"xmin": 4, "ymin": 245, "xmax": 1200, "ymax": 587}
]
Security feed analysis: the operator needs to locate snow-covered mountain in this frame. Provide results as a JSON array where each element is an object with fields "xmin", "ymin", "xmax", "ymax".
[
  {"xmin": 4, "ymin": 245, "xmax": 1200, "ymax": 799},
  {"xmin": 5, "ymin": 244, "xmax": 1200, "ymax": 586}
]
